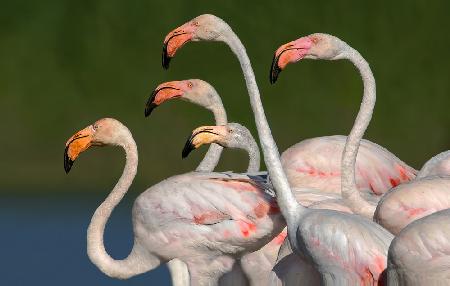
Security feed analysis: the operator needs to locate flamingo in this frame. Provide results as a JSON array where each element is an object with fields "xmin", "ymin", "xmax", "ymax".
[
  {"xmin": 162, "ymin": 14, "xmax": 393, "ymax": 285},
  {"xmin": 184, "ymin": 123, "xmax": 355, "ymax": 286},
  {"xmin": 145, "ymin": 79, "xmax": 232, "ymax": 286},
  {"xmin": 269, "ymin": 36, "xmax": 416, "ymax": 197},
  {"xmin": 271, "ymin": 33, "xmax": 450, "ymax": 235},
  {"xmin": 387, "ymin": 208, "xmax": 450, "ymax": 285},
  {"xmin": 416, "ymin": 150, "xmax": 450, "ymax": 179},
  {"xmin": 64, "ymin": 118, "xmax": 286, "ymax": 286}
]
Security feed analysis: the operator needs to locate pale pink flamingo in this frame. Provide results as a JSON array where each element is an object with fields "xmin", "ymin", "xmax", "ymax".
[
  {"xmin": 163, "ymin": 14, "xmax": 393, "ymax": 285},
  {"xmin": 272, "ymin": 33, "xmax": 450, "ymax": 235},
  {"xmin": 64, "ymin": 118, "xmax": 286, "ymax": 286},
  {"xmin": 270, "ymin": 39, "xmax": 416, "ymax": 197},
  {"xmin": 145, "ymin": 79, "xmax": 231, "ymax": 286},
  {"xmin": 387, "ymin": 208, "xmax": 450, "ymax": 284}
]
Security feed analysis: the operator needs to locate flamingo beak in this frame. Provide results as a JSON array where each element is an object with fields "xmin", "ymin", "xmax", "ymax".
[
  {"xmin": 145, "ymin": 83, "xmax": 185, "ymax": 117},
  {"xmin": 162, "ymin": 23, "xmax": 195, "ymax": 69},
  {"xmin": 64, "ymin": 126, "xmax": 94, "ymax": 173},
  {"xmin": 182, "ymin": 126, "xmax": 227, "ymax": 159},
  {"xmin": 269, "ymin": 37, "xmax": 313, "ymax": 84}
]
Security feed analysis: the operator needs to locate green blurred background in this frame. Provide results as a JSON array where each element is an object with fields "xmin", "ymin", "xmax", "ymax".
[{"xmin": 1, "ymin": 0, "xmax": 449, "ymax": 195}]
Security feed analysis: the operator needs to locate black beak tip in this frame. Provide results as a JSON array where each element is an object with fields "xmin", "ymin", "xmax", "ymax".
[
  {"xmin": 182, "ymin": 144, "xmax": 194, "ymax": 159},
  {"xmin": 269, "ymin": 54, "xmax": 282, "ymax": 84},
  {"xmin": 64, "ymin": 151, "xmax": 73, "ymax": 174},
  {"xmin": 145, "ymin": 102, "xmax": 158, "ymax": 117},
  {"xmin": 162, "ymin": 43, "xmax": 172, "ymax": 70},
  {"xmin": 182, "ymin": 136, "xmax": 195, "ymax": 159}
]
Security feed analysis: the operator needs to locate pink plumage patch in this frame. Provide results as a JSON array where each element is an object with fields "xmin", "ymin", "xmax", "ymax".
[
  {"xmin": 193, "ymin": 211, "xmax": 230, "ymax": 225},
  {"xmin": 208, "ymin": 178, "xmax": 260, "ymax": 193},
  {"xmin": 238, "ymin": 221, "xmax": 256, "ymax": 238},
  {"xmin": 399, "ymin": 202, "xmax": 427, "ymax": 219},
  {"xmin": 253, "ymin": 202, "xmax": 270, "ymax": 218},
  {"xmin": 273, "ymin": 230, "xmax": 287, "ymax": 245}
]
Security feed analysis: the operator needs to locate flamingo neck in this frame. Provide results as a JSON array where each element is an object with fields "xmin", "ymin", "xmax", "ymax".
[
  {"xmin": 340, "ymin": 46, "xmax": 377, "ymax": 217},
  {"xmin": 241, "ymin": 132, "xmax": 261, "ymax": 173},
  {"xmin": 220, "ymin": 28, "xmax": 304, "ymax": 225},
  {"xmin": 195, "ymin": 94, "xmax": 228, "ymax": 172},
  {"xmin": 86, "ymin": 134, "xmax": 160, "ymax": 278}
]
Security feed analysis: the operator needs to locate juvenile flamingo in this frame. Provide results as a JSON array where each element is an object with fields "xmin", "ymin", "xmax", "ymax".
[
  {"xmin": 387, "ymin": 208, "xmax": 450, "ymax": 285},
  {"xmin": 64, "ymin": 118, "xmax": 285, "ymax": 286},
  {"xmin": 271, "ymin": 33, "xmax": 450, "ymax": 234},
  {"xmin": 163, "ymin": 14, "xmax": 393, "ymax": 285}
]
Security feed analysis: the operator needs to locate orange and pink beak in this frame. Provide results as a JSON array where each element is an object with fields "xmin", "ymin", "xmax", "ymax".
[
  {"xmin": 145, "ymin": 81, "xmax": 190, "ymax": 117},
  {"xmin": 269, "ymin": 36, "xmax": 313, "ymax": 84},
  {"xmin": 64, "ymin": 126, "xmax": 94, "ymax": 173},
  {"xmin": 162, "ymin": 22, "xmax": 197, "ymax": 69}
]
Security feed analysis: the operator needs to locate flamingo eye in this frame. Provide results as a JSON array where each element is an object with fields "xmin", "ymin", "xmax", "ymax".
[
  {"xmin": 188, "ymin": 82, "xmax": 193, "ymax": 88},
  {"xmin": 92, "ymin": 124, "xmax": 98, "ymax": 131},
  {"xmin": 192, "ymin": 21, "xmax": 199, "ymax": 26}
]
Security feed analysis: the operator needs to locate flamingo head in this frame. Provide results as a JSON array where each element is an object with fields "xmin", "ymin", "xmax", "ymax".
[
  {"xmin": 162, "ymin": 14, "xmax": 229, "ymax": 69},
  {"xmin": 270, "ymin": 33, "xmax": 346, "ymax": 83},
  {"xmin": 182, "ymin": 123, "xmax": 250, "ymax": 158},
  {"xmin": 145, "ymin": 79, "xmax": 218, "ymax": 117},
  {"xmin": 64, "ymin": 118, "xmax": 128, "ymax": 173}
]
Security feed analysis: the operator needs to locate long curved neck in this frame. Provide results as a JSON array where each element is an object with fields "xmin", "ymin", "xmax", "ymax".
[
  {"xmin": 340, "ymin": 46, "xmax": 377, "ymax": 218},
  {"xmin": 241, "ymin": 134, "xmax": 261, "ymax": 173},
  {"xmin": 195, "ymin": 96, "xmax": 228, "ymax": 172},
  {"xmin": 86, "ymin": 136, "xmax": 160, "ymax": 279},
  {"xmin": 221, "ymin": 28, "xmax": 303, "ymax": 225}
]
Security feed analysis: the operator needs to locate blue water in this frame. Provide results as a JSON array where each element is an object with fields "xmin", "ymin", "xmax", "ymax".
[{"xmin": 0, "ymin": 196, "xmax": 171, "ymax": 286}]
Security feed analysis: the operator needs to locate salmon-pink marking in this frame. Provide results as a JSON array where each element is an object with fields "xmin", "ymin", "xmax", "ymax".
[
  {"xmin": 296, "ymin": 167, "xmax": 340, "ymax": 178},
  {"xmin": 237, "ymin": 221, "xmax": 256, "ymax": 238},
  {"xmin": 194, "ymin": 211, "xmax": 229, "ymax": 225},
  {"xmin": 399, "ymin": 202, "xmax": 427, "ymax": 219},
  {"xmin": 373, "ymin": 255, "xmax": 386, "ymax": 274},
  {"xmin": 210, "ymin": 179, "xmax": 259, "ymax": 193},
  {"xmin": 396, "ymin": 165, "xmax": 412, "ymax": 181},
  {"xmin": 253, "ymin": 202, "xmax": 270, "ymax": 218},
  {"xmin": 273, "ymin": 231, "xmax": 288, "ymax": 245},
  {"xmin": 389, "ymin": 178, "xmax": 400, "ymax": 188}
]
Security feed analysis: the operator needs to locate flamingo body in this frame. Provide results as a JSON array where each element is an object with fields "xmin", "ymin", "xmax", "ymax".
[
  {"xmin": 294, "ymin": 210, "xmax": 392, "ymax": 285},
  {"xmin": 134, "ymin": 171, "xmax": 285, "ymax": 282},
  {"xmin": 417, "ymin": 150, "xmax": 450, "ymax": 179},
  {"xmin": 374, "ymin": 176, "xmax": 450, "ymax": 235},
  {"xmin": 387, "ymin": 208, "xmax": 450, "ymax": 285},
  {"xmin": 282, "ymin": 136, "xmax": 416, "ymax": 195}
]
